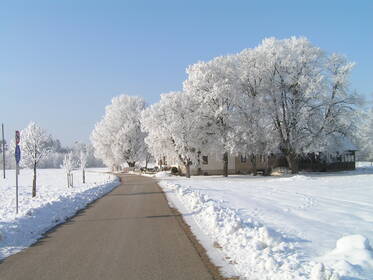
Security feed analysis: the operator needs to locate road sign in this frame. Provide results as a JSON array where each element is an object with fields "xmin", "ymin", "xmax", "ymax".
[
  {"xmin": 15, "ymin": 130, "xmax": 21, "ymax": 214},
  {"xmin": 15, "ymin": 130, "xmax": 20, "ymax": 145},
  {"xmin": 15, "ymin": 145, "xmax": 21, "ymax": 164}
]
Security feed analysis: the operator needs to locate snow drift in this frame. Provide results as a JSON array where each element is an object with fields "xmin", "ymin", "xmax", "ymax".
[{"xmin": 160, "ymin": 182, "xmax": 341, "ymax": 280}]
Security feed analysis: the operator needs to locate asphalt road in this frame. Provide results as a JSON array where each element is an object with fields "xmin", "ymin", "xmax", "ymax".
[{"xmin": 0, "ymin": 174, "xmax": 214, "ymax": 280}]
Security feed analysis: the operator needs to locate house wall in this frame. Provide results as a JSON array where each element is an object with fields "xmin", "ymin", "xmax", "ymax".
[
  {"xmin": 176, "ymin": 151, "xmax": 356, "ymax": 176},
  {"xmin": 186, "ymin": 153, "xmax": 236, "ymax": 176},
  {"xmin": 184, "ymin": 154, "xmax": 288, "ymax": 175},
  {"xmin": 235, "ymin": 154, "xmax": 288, "ymax": 174},
  {"xmin": 235, "ymin": 156, "xmax": 254, "ymax": 174}
]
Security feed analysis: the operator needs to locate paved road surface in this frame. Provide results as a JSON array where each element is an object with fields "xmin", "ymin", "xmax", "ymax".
[{"xmin": 0, "ymin": 174, "xmax": 214, "ymax": 280}]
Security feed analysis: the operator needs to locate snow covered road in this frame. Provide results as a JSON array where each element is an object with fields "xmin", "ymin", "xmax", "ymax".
[{"xmin": 157, "ymin": 165, "xmax": 373, "ymax": 279}]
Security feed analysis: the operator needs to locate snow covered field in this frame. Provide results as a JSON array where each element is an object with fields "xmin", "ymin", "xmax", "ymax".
[
  {"xmin": 0, "ymin": 168, "xmax": 119, "ymax": 260},
  {"xmin": 157, "ymin": 164, "xmax": 373, "ymax": 280}
]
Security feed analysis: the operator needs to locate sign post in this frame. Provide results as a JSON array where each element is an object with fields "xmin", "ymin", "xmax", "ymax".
[{"xmin": 15, "ymin": 130, "xmax": 21, "ymax": 214}]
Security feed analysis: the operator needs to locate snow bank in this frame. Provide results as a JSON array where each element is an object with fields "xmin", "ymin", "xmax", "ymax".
[
  {"xmin": 158, "ymin": 168, "xmax": 373, "ymax": 279},
  {"xmin": 0, "ymin": 169, "xmax": 119, "ymax": 260},
  {"xmin": 154, "ymin": 171, "xmax": 172, "ymax": 177},
  {"xmin": 319, "ymin": 235, "xmax": 373, "ymax": 279},
  {"xmin": 160, "ymin": 182, "xmax": 339, "ymax": 280},
  {"xmin": 140, "ymin": 171, "xmax": 172, "ymax": 178}
]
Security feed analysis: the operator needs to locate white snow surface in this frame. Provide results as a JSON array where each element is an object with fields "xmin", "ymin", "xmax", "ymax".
[
  {"xmin": 157, "ymin": 165, "xmax": 373, "ymax": 280},
  {"xmin": 154, "ymin": 171, "xmax": 172, "ymax": 177},
  {"xmin": 0, "ymin": 168, "xmax": 119, "ymax": 260}
]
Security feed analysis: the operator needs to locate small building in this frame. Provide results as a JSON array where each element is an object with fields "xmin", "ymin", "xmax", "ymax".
[
  {"xmin": 176, "ymin": 137, "xmax": 357, "ymax": 176},
  {"xmin": 178, "ymin": 153, "xmax": 286, "ymax": 176}
]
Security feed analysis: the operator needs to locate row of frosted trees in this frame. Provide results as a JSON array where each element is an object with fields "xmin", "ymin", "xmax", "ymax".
[
  {"xmin": 92, "ymin": 37, "xmax": 359, "ymax": 177},
  {"xmin": 5, "ymin": 122, "xmax": 97, "ymax": 197}
]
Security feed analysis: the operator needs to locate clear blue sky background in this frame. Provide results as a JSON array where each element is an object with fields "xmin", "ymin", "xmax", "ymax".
[{"xmin": 1, "ymin": 0, "xmax": 372, "ymax": 145}]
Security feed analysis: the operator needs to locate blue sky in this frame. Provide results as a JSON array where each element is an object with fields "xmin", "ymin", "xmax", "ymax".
[{"xmin": 1, "ymin": 0, "xmax": 372, "ymax": 145}]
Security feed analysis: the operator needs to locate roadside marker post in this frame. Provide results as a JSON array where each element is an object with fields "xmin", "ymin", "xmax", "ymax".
[{"xmin": 15, "ymin": 130, "xmax": 21, "ymax": 214}]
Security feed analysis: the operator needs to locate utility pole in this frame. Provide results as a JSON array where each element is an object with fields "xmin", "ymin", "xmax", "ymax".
[{"xmin": 2, "ymin": 123, "xmax": 5, "ymax": 179}]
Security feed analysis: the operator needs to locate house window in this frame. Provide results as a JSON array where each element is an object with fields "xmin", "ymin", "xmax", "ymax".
[
  {"xmin": 240, "ymin": 155, "xmax": 247, "ymax": 163},
  {"xmin": 202, "ymin": 156, "xmax": 208, "ymax": 165}
]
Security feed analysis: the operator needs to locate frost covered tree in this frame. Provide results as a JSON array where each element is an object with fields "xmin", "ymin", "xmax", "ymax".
[
  {"xmin": 233, "ymin": 47, "xmax": 278, "ymax": 174},
  {"xmin": 91, "ymin": 95, "xmax": 148, "ymax": 170},
  {"xmin": 245, "ymin": 37, "xmax": 357, "ymax": 173},
  {"xmin": 357, "ymin": 108, "xmax": 373, "ymax": 163},
  {"xmin": 20, "ymin": 122, "xmax": 51, "ymax": 197},
  {"xmin": 142, "ymin": 92, "xmax": 202, "ymax": 178},
  {"xmin": 71, "ymin": 141, "xmax": 88, "ymax": 182},
  {"xmin": 91, "ymin": 119, "xmax": 116, "ymax": 169},
  {"xmin": 179, "ymin": 37, "xmax": 357, "ymax": 175},
  {"xmin": 91, "ymin": 37, "xmax": 358, "ymax": 177},
  {"xmin": 143, "ymin": 150, "xmax": 153, "ymax": 169},
  {"xmin": 80, "ymin": 147, "xmax": 88, "ymax": 183},
  {"xmin": 166, "ymin": 92, "xmax": 204, "ymax": 177},
  {"xmin": 141, "ymin": 94, "xmax": 177, "ymax": 169},
  {"xmin": 184, "ymin": 55, "xmax": 240, "ymax": 177},
  {"xmin": 62, "ymin": 152, "xmax": 76, "ymax": 187},
  {"xmin": 141, "ymin": 98, "xmax": 176, "ymax": 171},
  {"xmin": 37, "ymin": 138, "xmax": 68, "ymax": 168},
  {"xmin": 85, "ymin": 143, "xmax": 104, "ymax": 168}
]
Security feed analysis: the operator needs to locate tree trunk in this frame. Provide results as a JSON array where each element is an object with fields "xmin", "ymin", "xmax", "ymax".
[
  {"xmin": 185, "ymin": 163, "xmax": 191, "ymax": 178},
  {"xmin": 250, "ymin": 154, "xmax": 257, "ymax": 175},
  {"xmin": 286, "ymin": 152, "xmax": 299, "ymax": 174},
  {"xmin": 83, "ymin": 169, "xmax": 85, "ymax": 184},
  {"xmin": 264, "ymin": 155, "xmax": 272, "ymax": 176},
  {"xmin": 127, "ymin": 162, "xmax": 136, "ymax": 168},
  {"xmin": 197, "ymin": 152, "xmax": 202, "ymax": 175},
  {"xmin": 223, "ymin": 152, "xmax": 228, "ymax": 177},
  {"xmin": 32, "ymin": 163, "xmax": 37, "ymax": 197}
]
